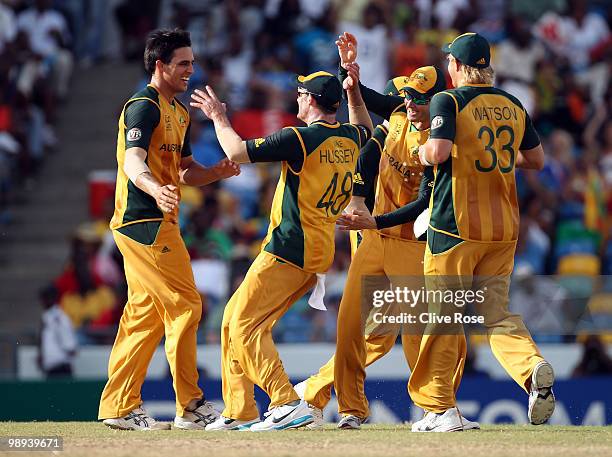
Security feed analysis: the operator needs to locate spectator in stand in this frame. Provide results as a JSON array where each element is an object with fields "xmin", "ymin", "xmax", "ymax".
[
  {"xmin": 571, "ymin": 334, "xmax": 612, "ymax": 376},
  {"xmin": 494, "ymin": 16, "xmax": 545, "ymax": 113},
  {"xmin": 17, "ymin": 0, "xmax": 74, "ymax": 100},
  {"xmin": 38, "ymin": 284, "xmax": 78, "ymax": 378},
  {"xmin": 183, "ymin": 197, "xmax": 234, "ymax": 261},
  {"xmin": 392, "ymin": 18, "xmax": 428, "ymax": 79},
  {"xmin": 0, "ymin": 1, "xmax": 16, "ymax": 54},
  {"xmin": 339, "ymin": 2, "xmax": 390, "ymax": 91},
  {"xmin": 293, "ymin": 4, "xmax": 339, "ymax": 75},
  {"xmin": 533, "ymin": 0, "xmax": 610, "ymax": 74}
]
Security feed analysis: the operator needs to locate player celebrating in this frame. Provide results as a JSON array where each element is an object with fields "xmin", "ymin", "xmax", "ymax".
[
  {"xmin": 99, "ymin": 29, "xmax": 240, "ymax": 431},
  {"xmin": 190, "ymin": 68, "xmax": 372, "ymax": 431},
  {"xmin": 411, "ymin": 32, "xmax": 554, "ymax": 432},
  {"xmin": 294, "ymin": 33, "xmax": 476, "ymax": 430}
]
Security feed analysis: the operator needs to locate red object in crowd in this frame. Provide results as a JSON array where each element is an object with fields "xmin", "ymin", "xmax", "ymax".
[{"xmin": 233, "ymin": 109, "xmax": 298, "ymax": 139}]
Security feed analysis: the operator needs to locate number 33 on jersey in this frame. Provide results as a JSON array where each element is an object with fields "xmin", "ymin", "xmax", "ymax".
[{"xmin": 427, "ymin": 85, "xmax": 540, "ymax": 242}]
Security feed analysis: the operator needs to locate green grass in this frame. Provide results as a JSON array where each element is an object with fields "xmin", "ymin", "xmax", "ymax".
[{"xmin": 0, "ymin": 423, "xmax": 611, "ymax": 457}]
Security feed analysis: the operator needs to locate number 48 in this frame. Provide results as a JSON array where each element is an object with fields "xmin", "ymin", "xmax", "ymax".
[{"xmin": 316, "ymin": 171, "xmax": 353, "ymax": 216}]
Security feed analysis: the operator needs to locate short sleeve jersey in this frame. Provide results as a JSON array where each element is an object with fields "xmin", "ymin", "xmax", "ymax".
[
  {"xmin": 428, "ymin": 84, "xmax": 540, "ymax": 242},
  {"xmin": 110, "ymin": 85, "xmax": 191, "ymax": 230},
  {"xmin": 246, "ymin": 120, "xmax": 370, "ymax": 272}
]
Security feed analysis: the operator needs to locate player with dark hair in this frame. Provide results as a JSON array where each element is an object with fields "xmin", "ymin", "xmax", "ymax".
[{"xmin": 98, "ymin": 28, "xmax": 240, "ymax": 431}]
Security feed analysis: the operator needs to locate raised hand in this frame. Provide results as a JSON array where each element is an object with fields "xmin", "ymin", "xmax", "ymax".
[
  {"xmin": 190, "ymin": 86, "xmax": 227, "ymax": 121},
  {"xmin": 336, "ymin": 32, "xmax": 358, "ymax": 68},
  {"xmin": 214, "ymin": 158, "xmax": 241, "ymax": 179},
  {"xmin": 343, "ymin": 62, "xmax": 361, "ymax": 91}
]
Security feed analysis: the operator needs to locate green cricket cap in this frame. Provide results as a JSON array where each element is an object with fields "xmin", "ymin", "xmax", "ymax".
[{"xmin": 442, "ymin": 32, "xmax": 491, "ymax": 69}]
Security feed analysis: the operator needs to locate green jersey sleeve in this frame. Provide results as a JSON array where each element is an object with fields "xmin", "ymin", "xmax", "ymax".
[
  {"xmin": 182, "ymin": 120, "xmax": 192, "ymax": 158},
  {"xmin": 124, "ymin": 100, "xmax": 160, "ymax": 150},
  {"xmin": 246, "ymin": 127, "xmax": 304, "ymax": 170},
  {"xmin": 429, "ymin": 92, "xmax": 456, "ymax": 141},
  {"xmin": 374, "ymin": 166, "xmax": 434, "ymax": 229},
  {"xmin": 519, "ymin": 111, "xmax": 541, "ymax": 150}
]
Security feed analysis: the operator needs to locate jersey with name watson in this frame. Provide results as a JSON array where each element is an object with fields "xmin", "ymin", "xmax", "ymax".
[{"xmin": 427, "ymin": 84, "xmax": 540, "ymax": 242}]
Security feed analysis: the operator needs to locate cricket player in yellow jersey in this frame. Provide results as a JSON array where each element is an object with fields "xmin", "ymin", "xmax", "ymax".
[
  {"xmin": 348, "ymin": 76, "xmax": 416, "ymax": 255},
  {"xmin": 293, "ymin": 33, "xmax": 475, "ymax": 430},
  {"xmin": 411, "ymin": 32, "xmax": 555, "ymax": 432},
  {"xmin": 190, "ymin": 68, "xmax": 372, "ymax": 431},
  {"xmin": 99, "ymin": 29, "xmax": 240, "ymax": 431}
]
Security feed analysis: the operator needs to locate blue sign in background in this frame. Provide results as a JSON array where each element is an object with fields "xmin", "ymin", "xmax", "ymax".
[{"xmin": 142, "ymin": 376, "xmax": 612, "ymax": 425}]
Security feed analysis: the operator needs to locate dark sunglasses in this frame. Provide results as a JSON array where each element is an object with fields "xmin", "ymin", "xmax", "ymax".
[{"xmin": 403, "ymin": 92, "xmax": 430, "ymax": 105}]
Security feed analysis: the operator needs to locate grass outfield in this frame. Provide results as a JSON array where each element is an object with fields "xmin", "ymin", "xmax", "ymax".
[{"xmin": 0, "ymin": 423, "xmax": 611, "ymax": 457}]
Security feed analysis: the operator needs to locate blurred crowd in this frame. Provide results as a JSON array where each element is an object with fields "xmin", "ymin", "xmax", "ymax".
[{"xmin": 20, "ymin": 0, "xmax": 611, "ymax": 358}]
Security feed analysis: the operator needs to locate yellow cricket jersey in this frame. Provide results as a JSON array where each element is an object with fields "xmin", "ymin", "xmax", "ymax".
[
  {"xmin": 428, "ymin": 84, "xmax": 541, "ymax": 242},
  {"xmin": 247, "ymin": 120, "xmax": 370, "ymax": 272},
  {"xmin": 110, "ymin": 85, "xmax": 191, "ymax": 231},
  {"xmin": 373, "ymin": 107, "xmax": 429, "ymax": 241}
]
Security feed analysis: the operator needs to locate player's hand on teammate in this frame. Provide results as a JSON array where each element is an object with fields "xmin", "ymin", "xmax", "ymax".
[
  {"xmin": 213, "ymin": 158, "xmax": 241, "ymax": 179},
  {"xmin": 336, "ymin": 32, "xmax": 358, "ymax": 68},
  {"xmin": 343, "ymin": 62, "xmax": 360, "ymax": 91},
  {"xmin": 418, "ymin": 144, "xmax": 430, "ymax": 166},
  {"xmin": 337, "ymin": 209, "xmax": 377, "ymax": 231},
  {"xmin": 154, "ymin": 184, "xmax": 179, "ymax": 213},
  {"xmin": 190, "ymin": 86, "xmax": 227, "ymax": 121}
]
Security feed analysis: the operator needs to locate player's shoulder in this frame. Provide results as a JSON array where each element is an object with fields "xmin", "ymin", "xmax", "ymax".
[
  {"xmin": 445, "ymin": 85, "xmax": 525, "ymax": 112},
  {"xmin": 127, "ymin": 85, "xmax": 161, "ymax": 108}
]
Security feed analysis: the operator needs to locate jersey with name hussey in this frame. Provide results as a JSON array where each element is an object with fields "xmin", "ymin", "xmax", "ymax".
[
  {"xmin": 247, "ymin": 120, "xmax": 370, "ymax": 272},
  {"xmin": 110, "ymin": 85, "xmax": 191, "ymax": 231}
]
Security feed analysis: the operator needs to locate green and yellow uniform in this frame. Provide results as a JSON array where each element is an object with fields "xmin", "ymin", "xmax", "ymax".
[
  {"xmin": 301, "ymin": 67, "xmax": 462, "ymax": 420},
  {"xmin": 99, "ymin": 85, "xmax": 203, "ymax": 420},
  {"xmin": 409, "ymin": 83, "xmax": 545, "ymax": 413},
  {"xmin": 349, "ymin": 124, "xmax": 384, "ymax": 255},
  {"xmin": 220, "ymin": 118, "xmax": 370, "ymax": 420}
]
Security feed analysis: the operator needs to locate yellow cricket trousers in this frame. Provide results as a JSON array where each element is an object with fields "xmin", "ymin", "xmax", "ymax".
[
  {"xmin": 408, "ymin": 229, "xmax": 544, "ymax": 413},
  {"xmin": 330, "ymin": 230, "xmax": 428, "ymax": 419},
  {"xmin": 98, "ymin": 222, "xmax": 203, "ymax": 419},
  {"xmin": 221, "ymin": 251, "xmax": 317, "ymax": 420}
]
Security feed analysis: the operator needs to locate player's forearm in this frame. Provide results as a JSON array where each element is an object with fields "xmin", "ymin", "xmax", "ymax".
[
  {"xmin": 134, "ymin": 171, "xmax": 163, "ymax": 199},
  {"xmin": 124, "ymin": 147, "xmax": 162, "ymax": 198},
  {"xmin": 516, "ymin": 144, "xmax": 545, "ymax": 170},
  {"xmin": 347, "ymin": 88, "xmax": 373, "ymax": 133},
  {"xmin": 339, "ymin": 65, "xmax": 397, "ymax": 119},
  {"xmin": 420, "ymin": 139, "xmax": 452, "ymax": 165},
  {"xmin": 212, "ymin": 115, "xmax": 250, "ymax": 163},
  {"xmin": 180, "ymin": 161, "xmax": 223, "ymax": 186}
]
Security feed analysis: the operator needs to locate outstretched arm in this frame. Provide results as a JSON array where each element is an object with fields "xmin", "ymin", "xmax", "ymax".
[
  {"xmin": 190, "ymin": 86, "xmax": 250, "ymax": 163},
  {"xmin": 336, "ymin": 32, "xmax": 403, "ymax": 120},
  {"xmin": 344, "ymin": 62, "xmax": 373, "ymax": 134}
]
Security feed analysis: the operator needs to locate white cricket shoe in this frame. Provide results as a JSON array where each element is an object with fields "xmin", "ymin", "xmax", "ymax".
[
  {"xmin": 250, "ymin": 400, "xmax": 313, "ymax": 432},
  {"xmin": 528, "ymin": 361, "xmax": 555, "ymax": 425},
  {"xmin": 103, "ymin": 407, "xmax": 170, "ymax": 431},
  {"xmin": 462, "ymin": 417, "xmax": 480, "ymax": 430},
  {"xmin": 204, "ymin": 415, "xmax": 261, "ymax": 431},
  {"xmin": 337, "ymin": 414, "xmax": 365, "ymax": 430},
  {"xmin": 294, "ymin": 380, "xmax": 324, "ymax": 429},
  {"xmin": 411, "ymin": 407, "xmax": 464, "ymax": 432},
  {"xmin": 174, "ymin": 398, "xmax": 220, "ymax": 430}
]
